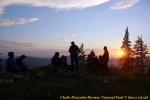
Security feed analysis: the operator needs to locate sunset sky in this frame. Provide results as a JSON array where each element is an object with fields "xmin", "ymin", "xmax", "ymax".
[{"xmin": 0, "ymin": 0, "xmax": 150, "ymax": 58}]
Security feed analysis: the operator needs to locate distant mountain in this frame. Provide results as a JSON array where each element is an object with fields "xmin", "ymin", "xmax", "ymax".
[
  {"xmin": 1, "ymin": 56, "xmax": 149, "ymax": 69},
  {"xmin": 1, "ymin": 56, "xmax": 51, "ymax": 69}
]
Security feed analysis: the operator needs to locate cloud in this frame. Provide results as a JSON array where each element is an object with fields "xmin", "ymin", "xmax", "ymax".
[
  {"xmin": 15, "ymin": 38, "xmax": 26, "ymax": 43},
  {"xmin": 0, "ymin": 39, "xmax": 37, "ymax": 48},
  {"xmin": 54, "ymin": 38, "xmax": 68, "ymax": 41},
  {"xmin": 3, "ymin": 30, "xmax": 9, "ymax": 33},
  {"xmin": 28, "ymin": 18, "xmax": 39, "ymax": 22},
  {"xmin": 110, "ymin": 0, "xmax": 139, "ymax": 10},
  {"xmin": 0, "ymin": 0, "xmax": 110, "ymax": 16},
  {"xmin": 71, "ymin": 34, "xmax": 74, "ymax": 36},
  {"xmin": 114, "ymin": 48, "xmax": 119, "ymax": 51},
  {"xmin": 85, "ymin": 49, "xmax": 96, "ymax": 51},
  {"xmin": 0, "ymin": 17, "xmax": 39, "ymax": 26}
]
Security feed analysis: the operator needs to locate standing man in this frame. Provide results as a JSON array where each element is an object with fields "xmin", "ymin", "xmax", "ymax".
[
  {"xmin": 103, "ymin": 46, "xmax": 109, "ymax": 74},
  {"xmin": 69, "ymin": 41, "xmax": 80, "ymax": 71}
]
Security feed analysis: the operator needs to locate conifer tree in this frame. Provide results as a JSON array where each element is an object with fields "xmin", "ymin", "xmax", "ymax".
[
  {"xmin": 79, "ymin": 43, "xmax": 86, "ymax": 65},
  {"xmin": 119, "ymin": 27, "xmax": 133, "ymax": 72},
  {"xmin": 133, "ymin": 35, "xmax": 149, "ymax": 72}
]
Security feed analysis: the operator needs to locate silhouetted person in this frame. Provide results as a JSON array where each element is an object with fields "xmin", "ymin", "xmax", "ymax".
[
  {"xmin": 90, "ymin": 50, "xmax": 95, "ymax": 61},
  {"xmin": 93, "ymin": 56, "xmax": 98, "ymax": 66},
  {"xmin": 87, "ymin": 55, "xmax": 92, "ymax": 62},
  {"xmin": 51, "ymin": 52, "xmax": 62, "ymax": 68},
  {"xmin": 86, "ymin": 55, "xmax": 93, "ymax": 69},
  {"xmin": 60, "ymin": 55, "xmax": 71, "ymax": 70},
  {"xmin": 16, "ymin": 55, "xmax": 28, "ymax": 72},
  {"xmin": 98, "ymin": 55, "xmax": 103, "ymax": 71},
  {"xmin": 6, "ymin": 52, "xmax": 20, "ymax": 72},
  {"xmin": 69, "ymin": 41, "xmax": 80, "ymax": 71},
  {"xmin": 103, "ymin": 46, "xmax": 109, "ymax": 74}
]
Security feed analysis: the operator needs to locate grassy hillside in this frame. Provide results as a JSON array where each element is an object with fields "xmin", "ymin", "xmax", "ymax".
[{"xmin": 0, "ymin": 65, "xmax": 150, "ymax": 100}]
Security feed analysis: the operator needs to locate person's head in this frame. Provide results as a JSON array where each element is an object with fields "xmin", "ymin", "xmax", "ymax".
[
  {"xmin": 71, "ymin": 41, "xmax": 75, "ymax": 45},
  {"xmin": 20, "ymin": 55, "xmax": 26, "ymax": 59},
  {"xmin": 8, "ymin": 52, "xmax": 14, "ymax": 58},
  {"xmin": 54, "ymin": 52, "xmax": 59, "ymax": 57},
  {"xmin": 104, "ymin": 46, "xmax": 107, "ymax": 51}
]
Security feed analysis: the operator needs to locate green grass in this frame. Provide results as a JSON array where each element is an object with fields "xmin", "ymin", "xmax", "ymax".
[{"xmin": 0, "ymin": 65, "xmax": 150, "ymax": 100}]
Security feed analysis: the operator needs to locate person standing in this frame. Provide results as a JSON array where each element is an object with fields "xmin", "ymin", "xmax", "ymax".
[
  {"xmin": 69, "ymin": 41, "xmax": 80, "ymax": 71},
  {"xmin": 90, "ymin": 50, "xmax": 95, "ymax": 61},
  {"xmin": 103, "ymin": 46, "xmax": 109, "ymax": 74}
]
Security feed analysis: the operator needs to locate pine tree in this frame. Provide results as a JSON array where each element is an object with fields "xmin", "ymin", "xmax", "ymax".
[
  {"xmin": 79, "ymin": 43, "xmax": 86, "ymax": 65},
  {"xmin": 119, "ymin": 27, "xmax": 133, "ymax": 72},
  {"xmin": 133, "ymin": 35, "xmax": 149, "ymax": 72}
]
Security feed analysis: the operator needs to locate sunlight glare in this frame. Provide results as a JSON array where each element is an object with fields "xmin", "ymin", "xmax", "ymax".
[{"xmin": 119, "ymin": 51, "xmax": 124, "ymax": 56}]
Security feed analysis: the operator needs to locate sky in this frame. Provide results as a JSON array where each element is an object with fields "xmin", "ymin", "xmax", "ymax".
[{"xmin": 0, "ymin": 0, "xmax": 150, "ymax": 58}]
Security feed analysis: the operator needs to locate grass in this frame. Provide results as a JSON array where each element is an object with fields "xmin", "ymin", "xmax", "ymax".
[{"xmin": 0, "ymin": 65, "xmax": 150, "ymax": 100}]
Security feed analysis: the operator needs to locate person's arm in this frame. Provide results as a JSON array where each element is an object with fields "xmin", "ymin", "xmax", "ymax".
[
  {"xmin": 21, "ymin": 60, "xmax": 25, "ymax": 65},
  {"xmin": 69, "ymin": 46, "xmax": 71, "ymax": 53},
  {"xmin": 77, "ymin": 46, "xmax": 80, "ymax": 54}
]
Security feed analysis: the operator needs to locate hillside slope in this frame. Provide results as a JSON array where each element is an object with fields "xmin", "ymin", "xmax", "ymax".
[{"xmin": 0, "ymin": 65, "xmax": 150, "ymax": 100}]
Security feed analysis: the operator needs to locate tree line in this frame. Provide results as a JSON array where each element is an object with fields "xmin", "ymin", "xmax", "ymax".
[{"xmin": 119, "ymin": 27, "xmax": 149, "ymax": 72}]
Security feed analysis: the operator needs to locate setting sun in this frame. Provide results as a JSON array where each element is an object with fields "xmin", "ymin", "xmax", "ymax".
[{"xmin": 119, "ymin": 51, "xmax": 124, "ymax": 56}]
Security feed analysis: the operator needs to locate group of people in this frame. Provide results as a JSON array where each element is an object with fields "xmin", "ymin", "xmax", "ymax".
[
  {"xmin": 51, "ymin": 41, "xmax": 109, "ymax": 74},
  {"xmin": 5, "ymin": 41, "xmax": 109, "ymax": 74},
  {"xmin": 51, "ymin": 41, "xmax": 80, "ymax": 72},
  {"xmin": 6, "ymin": 52, "xmax": 28, "ymax": 72},
  {"xmin": 86, "ymin": 46, "xmax": 109, "ymax": 74}
]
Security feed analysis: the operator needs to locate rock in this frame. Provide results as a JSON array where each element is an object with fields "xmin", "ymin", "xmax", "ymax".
[
  {"xmin": 103, "ymin": 80, "xmax": 109, "ymax": 83},
  {"xmin": 0, "ymin": 79, "xmax": 3, "ymax": 83},
  {"xmin": 8, "ymin": 78, "xmax": 13, "ymax": 82},
  {"xmin": 24, "ymin": 77, "xmax": 29, "ymax": 80},
  {"xmin": 47, "ymin": 93, "xmax": 51, "ymax": 96},
  {"xmin": 37, "ymin": 72, "xmax": 46, "ymax": 78}
]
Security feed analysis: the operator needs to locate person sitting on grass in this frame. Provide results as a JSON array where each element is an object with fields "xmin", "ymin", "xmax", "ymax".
[
  {"xmin": 6, "ymin": 52, "xmax": 20, "ymax": 72},
  {"xmin": 51, "ymin": 52, "xmax": 67, "ymax": 73},
  {"xmin": 16, "ymin": 55, "xmax": 28, "ymax": 72},
  {"xmin": 60, "ymin": 55, "xmax": 71, "ymax": 70},
  {"xmin": 51, "ymin": 52, "xmax": 62, "ymax": 68}
]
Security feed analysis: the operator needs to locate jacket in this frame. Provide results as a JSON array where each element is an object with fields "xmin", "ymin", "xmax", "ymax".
[{"xmin": 6, "ymin": 52, "xmax": 16, "ymax": 69}]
